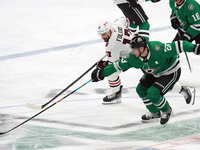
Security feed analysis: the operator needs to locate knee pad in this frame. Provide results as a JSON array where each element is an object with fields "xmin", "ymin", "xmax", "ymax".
[
  {"xmin": 136, "ymin": 83, "xmax": 148, "ymax": 99},
  {"xmin": 147, "ymin": 86, "xmax": 162, "ymax": 104}
]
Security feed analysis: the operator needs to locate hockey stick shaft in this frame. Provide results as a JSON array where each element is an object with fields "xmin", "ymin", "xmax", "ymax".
[
  {"xmin": 177, "ymin": 28, "xmax": 192, "ymax": 72},
  {"xmin": 184, "ymin": 51, "xmax": 192, "ymax": 72},
  {"xmin": 26, "ymin": 54, "xmax": 106, "ymax": 109},
  {"xmin": 0, "ymin": 79, "xmax": 92, "ymax": 135}
]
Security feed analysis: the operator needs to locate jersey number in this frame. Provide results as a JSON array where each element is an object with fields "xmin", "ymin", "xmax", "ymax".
[
  {"xmin": 122, "ymin": 29, "xmax": 131, "ymax": 45},
  {"xmin": 192, "ymin": 13, "xmax": 200, "ymax": 21},
  {"xmin": 107, "ymin": 29, "xmax": 131, "ymax": 57},
  {"xmin": 164, "ymin": 44, "xmax": 172, "ymax": 52}
]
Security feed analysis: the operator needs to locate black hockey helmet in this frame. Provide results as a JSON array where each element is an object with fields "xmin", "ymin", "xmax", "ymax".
[{"xmin": 130, "ymin": 35, "xmax": 147, "ymax": 49}]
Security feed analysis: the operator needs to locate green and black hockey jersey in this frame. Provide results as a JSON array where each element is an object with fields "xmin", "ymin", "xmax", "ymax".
[
  {"xmin": 102, "ymin": 40, "xmax": 195, "ymax": 78},
  {"xmin": 169, "ymin": 0, "xmax": 200, "ymax": 38}
]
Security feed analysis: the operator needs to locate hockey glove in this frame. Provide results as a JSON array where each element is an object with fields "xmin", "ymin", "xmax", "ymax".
[
  {"xmin": 91, "ymin": 69, "xmax": 104, "ymax": 82},
  {"xmin": 170, "ymin": 15, "xmax": 180, "ymax": 29},
  {"xmin": 180, "ymin": 32, "xmax": 192, "ymax": 41},
  {"xmin": 193, "ymin": 44, "xmax": 200, "ymax": 55},
  {"xmin": 127, "ymin": 0, "xmax": 137, "ymax": 7},
  {"xmin": 151, "ymin": 0, "xmax": 160, "ymax": 3},
  {"xmin": 96, "ymin": 60, "xmax": 108, "ymax": 69}
]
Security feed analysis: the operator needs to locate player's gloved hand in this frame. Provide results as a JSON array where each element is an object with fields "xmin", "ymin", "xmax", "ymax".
[
  {"xmin": 170, "ymin": 15, "xmax": 180, "ymax": 29},
  {"xmin": 193, "ymin": 44, "xmax": 200, "ymax": 55},
  {"xmin": 127, "ymin": 0, "xmax": 137, "ymax": 7},
  {"xmin": 151, "ymin": 0, "xmax": 160, "ymax": 3},
  {"xmin": 91, "ymin": 69, "xmax": 104, "ymax": 82},
  {"xmin": 96, "ymin": 60, "xmax": 108, "ymax": 69},
  {"xmin": 180, "ymin": 32, "xmax": 192, "ymax": 41}
]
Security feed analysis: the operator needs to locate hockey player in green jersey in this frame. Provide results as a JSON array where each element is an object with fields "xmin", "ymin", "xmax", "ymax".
[
  {"xmin": 91, "ymin": 35, "xmax": 200, "ymax": 125},
  {"xmin": 170, "ymin": 0, "xmax": 200, "ymax": 43}
]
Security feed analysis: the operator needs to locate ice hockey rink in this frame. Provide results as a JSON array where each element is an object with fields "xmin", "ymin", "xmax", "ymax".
[{"xmin": 1, "ymin": 0, "xmax": 200, "ymax": 149}]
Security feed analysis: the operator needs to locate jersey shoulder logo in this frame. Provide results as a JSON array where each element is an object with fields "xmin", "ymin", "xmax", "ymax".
[
  {"xmin": 188, "ymin": 4, "xmax": 194, "ymax": 10},
  {"xmin": 154, "ymin": 45, "xmax": 161, "ymax": 52}
]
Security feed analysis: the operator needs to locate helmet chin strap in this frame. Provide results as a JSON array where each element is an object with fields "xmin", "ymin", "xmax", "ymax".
[
  {"xmin": 137, "ymin": 47, "xmax": 144, "ymax": 57},
  {"xmin": 177, "ymin": 0, "xmax": 184, "ymax": 5}
]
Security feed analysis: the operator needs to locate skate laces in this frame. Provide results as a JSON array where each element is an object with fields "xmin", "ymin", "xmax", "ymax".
[
  {"xmin": 161, "ymin": 108, "xmax": 171, "ymax": 119},
  {"xmin": 146, "ymin": 112, "xmax": 160, "ymax": 119},
  {"xmin": 106, "ymin": 93, "xmax": 116, "ymax": 99}
]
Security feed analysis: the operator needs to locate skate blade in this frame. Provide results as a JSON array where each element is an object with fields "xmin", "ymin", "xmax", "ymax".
[
  {"xmin": 102, "ymin": 100, "xmax": 121, "ymax": 105},
  {"xmin": 189, "ymin": 87, "xmax": 196, "ymax": 105},
  {"xmin": 141, "ymin": 118, "xmax": 160, "ymax": 123}
]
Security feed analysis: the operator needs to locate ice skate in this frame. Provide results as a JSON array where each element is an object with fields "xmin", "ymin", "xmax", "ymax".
[
  {"xmin": 102, "ymin": 85, "xmax": 123, "ymax": 105},
  {"xmin": 180, "ymin": 86, "xmax": 196, "ymax": 105},
  {"xmin": 160, "ymin": 107, "xmax": 172, "ymax": 126},
  {"xmin": 141, "ymin": 111, "xmax": 161, "ymax": 123}
]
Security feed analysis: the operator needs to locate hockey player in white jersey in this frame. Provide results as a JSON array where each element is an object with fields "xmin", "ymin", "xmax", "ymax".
[{"xmin": 97, "ymin": 17, "xmax": 143, "ymax": 104}]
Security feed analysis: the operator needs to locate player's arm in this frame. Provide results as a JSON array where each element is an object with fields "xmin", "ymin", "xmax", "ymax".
[
  {"xmin": 91, "ymin": 63, "xmax": 117, "ymax": 82},
  {"xmin": 176, "ymin": 41, "xmax": 200, "ymax": 56},
  {"xmin": 91, "ymin": 57, "xmax": 131, "ymax": 82},
  {"xmin": 165, "ymin": 40, "xmax": 198, "ymax": 56},
  {"xmin": 185, "ymin": 12, "xmax": 200, "ymax": 38}
]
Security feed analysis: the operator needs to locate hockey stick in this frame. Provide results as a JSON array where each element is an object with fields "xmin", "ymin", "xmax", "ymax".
[
  {"xmin": 177, "ymin": 27, "xmax": 192, "ymax": 73},
  {"xmin": 26, "ymin": 54, "xmax": 106, "ymax": 109},
  {"xmin": 0, "ymin": 79, "xmax": 92, "ymax": 135}
]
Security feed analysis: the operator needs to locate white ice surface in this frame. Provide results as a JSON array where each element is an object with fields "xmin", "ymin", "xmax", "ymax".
[{"xmin": 0, "ymin": 0, "xmax": 200, "ymax": 150}]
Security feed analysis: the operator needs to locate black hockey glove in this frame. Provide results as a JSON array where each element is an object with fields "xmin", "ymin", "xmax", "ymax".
[
  {"xmin": 193, "ymin": 44, "xmax": 200, "ymax": 55},
  {"xmin": 96, "ymin": 60, "xmax": 108, "ymax": 69},
  {"xmin": 127, "ymin": 0, "xmax": 137, "ymax": 7},
  {"xmin": 151, "ymin": 0, "xmax": 160, "ymax": 3},
  {"xmin": 180, "ymin": 32, "xmax": 192, "ymax": 41},
  {"xmin": 91, "ymin": 69, "xmax": 104, "ymax": 82},
  {"xmin": 170, "ymin": 15, "xmax": 180, "ymax": 29}
]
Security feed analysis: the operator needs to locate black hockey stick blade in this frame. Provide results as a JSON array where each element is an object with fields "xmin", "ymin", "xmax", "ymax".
[{"xmin": 0, "ymin": 79, "xmax": 92, "ymax": 135}]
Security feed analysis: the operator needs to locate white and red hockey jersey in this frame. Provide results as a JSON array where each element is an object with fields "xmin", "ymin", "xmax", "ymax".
[{"xmin": 105, "ymin": 18, "xmax": 134, "ymax": 63}]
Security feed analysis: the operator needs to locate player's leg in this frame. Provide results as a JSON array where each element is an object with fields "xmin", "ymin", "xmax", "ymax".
[
  {"xmin": 149, "ymin": 68, "xmax": 181, "ymax": 125},
  {"xmin": 136, "ymin": 83, "xmax": 161, "ymax": 123},
  {"xmin": 117, "ymin": 3, "xmax": 148, "ymax": 33},
  {"xmin": 103, "ymin": 72, "xmax": 122, "ymax": 105},
  {"xmin": 171, "ymin": 82, "xmax": 195, "ymax": 105},
  {"xmin": 136, "ymin": 73, "xmax": 161, "ymax": 122}
]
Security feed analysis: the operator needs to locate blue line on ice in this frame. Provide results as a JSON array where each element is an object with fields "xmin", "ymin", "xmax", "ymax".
[{"xmin": 0, "ymin": 26, "xmax": 171, "ymax": 61}]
